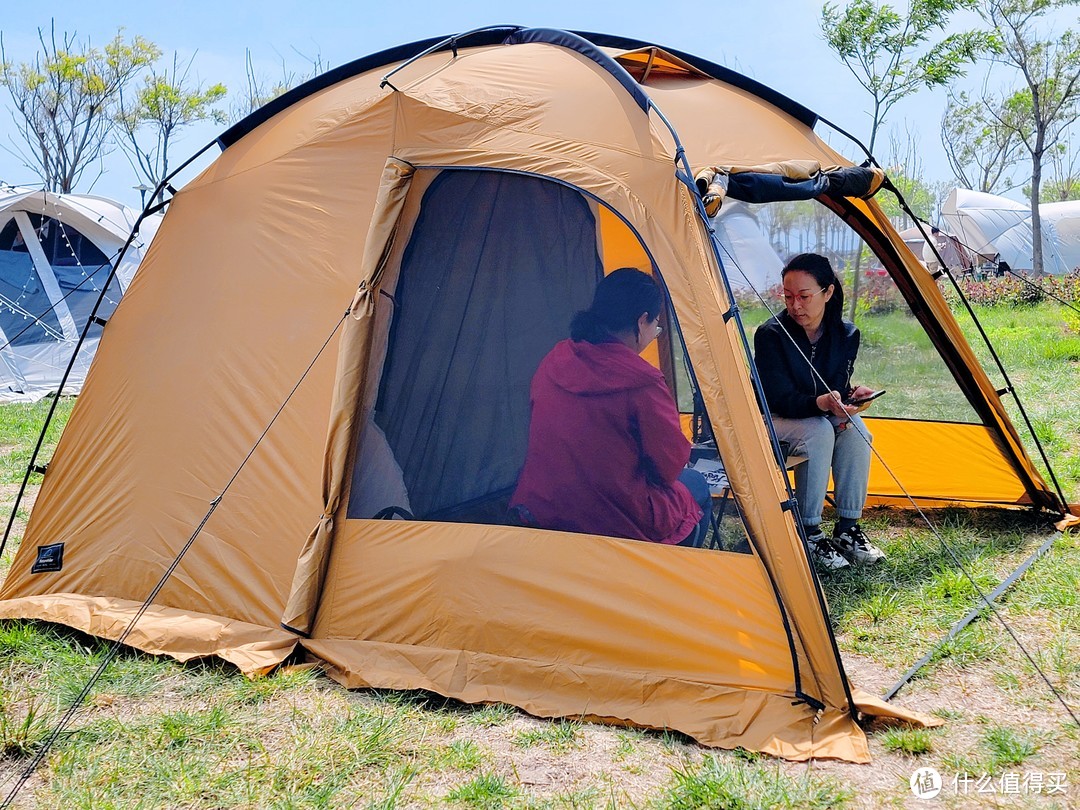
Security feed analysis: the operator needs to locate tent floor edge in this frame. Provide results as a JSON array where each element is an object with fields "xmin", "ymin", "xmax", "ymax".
[
  {"xmin": 0, "ymin": 593, "xmax": 298, "ymax": 678},
  {"xmin": 301, "ymin": 637, "xmax": 873, "ymax": 763}
]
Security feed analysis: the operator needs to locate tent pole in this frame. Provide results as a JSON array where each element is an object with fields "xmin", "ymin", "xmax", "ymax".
[
  {"xmin": 882, "ymin": 533, "xmax": 1063, "ymax": 701},
  {"xmin": 0, "ymin": 138, "xmax": 224, "ymax": 562},
  {"xmin": 816, "ymin": 113, "xmax": 1070, "ymax": 514},
  {"xmin": 900, "ymin": 202, "xmax": 1070, "ymax": 514},
  {"xmin": 649, "ymin": 100, "xmax": 858, "ymax": 717},
  {"xmin": 379, "ymin": 25, "xmax": 521, "ymax": 89}
]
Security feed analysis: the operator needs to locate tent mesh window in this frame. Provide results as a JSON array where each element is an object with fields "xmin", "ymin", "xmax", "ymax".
[
  {"xmin": 36, "ymin": 214, "xmax": 120, "ymax": 339},
  {"xmin": 0, "ymin": 217, "xmax": 63, "ymax": 346},
  {"xmin": 356, "ymin": 170, "xmax": 603, "ymax": 522}
]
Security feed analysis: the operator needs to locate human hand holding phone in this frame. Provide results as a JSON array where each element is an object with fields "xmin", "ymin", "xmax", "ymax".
[
  {"xmin": 846, "ymin": 388, "xmax": 886, "ymax": 412},
  {"xmin": 817, "ymin": 390, "xmax": 853, "ymax": 417}
]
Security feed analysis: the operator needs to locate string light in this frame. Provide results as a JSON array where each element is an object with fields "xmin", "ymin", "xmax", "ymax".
[{"xmin": 0, "ymin": 192, "xmax": 125, "ymax": 353}]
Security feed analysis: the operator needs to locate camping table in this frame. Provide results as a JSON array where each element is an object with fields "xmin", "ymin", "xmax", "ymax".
[{"xmin": 696, "ymin": 454, "xmax": 807, "ymax": 549}]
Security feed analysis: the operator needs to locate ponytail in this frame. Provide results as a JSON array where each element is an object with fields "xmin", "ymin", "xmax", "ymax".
[
  {"xmin": 570, "ymin": 268, "xmax": 663, "ymax": 344},
  {"xmin": 570, "ymin": 310, "xmax": 609, "ymax": 343}
]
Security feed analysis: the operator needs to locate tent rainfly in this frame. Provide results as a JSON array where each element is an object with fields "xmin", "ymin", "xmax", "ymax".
[
  {"xmin": 0, "ymin": 186, "xmax": 160, "ymax": 401},
  {"xmin": 0, "ymin": 29, "xmax": 1070, "ymax": 763}
]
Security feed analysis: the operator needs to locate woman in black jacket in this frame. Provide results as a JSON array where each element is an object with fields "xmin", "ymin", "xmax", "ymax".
[{"xmin": 754, "ymin": 253, "xmax": 885, "ymax": 569}]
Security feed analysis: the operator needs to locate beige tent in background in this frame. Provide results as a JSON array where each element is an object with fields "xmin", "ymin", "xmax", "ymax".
[{"xmin": 0, "ymin": 28, "xmax": 1067, "ymax": 762}]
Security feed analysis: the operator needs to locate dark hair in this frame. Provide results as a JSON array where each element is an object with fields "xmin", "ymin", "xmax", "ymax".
[
  {"xmin": 570, "ymin": 268, "xmax": 662, "ymax": 344},
  {"xmin": 782, "ymin": 252, "xmax": 844, "ymax": 327}
]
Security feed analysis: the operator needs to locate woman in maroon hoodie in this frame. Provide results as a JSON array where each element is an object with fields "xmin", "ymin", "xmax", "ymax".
[{"xmin": 511, "ymin": 268, "xmax": 710, "ymax": 545}]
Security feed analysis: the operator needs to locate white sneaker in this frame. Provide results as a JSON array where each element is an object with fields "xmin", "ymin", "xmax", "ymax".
[
  {"xmin": 805, "ymin": 527, "xmax": 849, "ymax": 570},
  {"xmin": 833, "ymin": 524, "xmax": 886, "ymax": 564}
]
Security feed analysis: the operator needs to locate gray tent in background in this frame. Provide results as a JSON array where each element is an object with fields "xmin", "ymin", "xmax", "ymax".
[
  {"xmin": 712, "ymin": 200, "xmax": 783, "ymax": 291},
  {"xmin": 0, "ymin": 185, "xmax": 160, "ymax": 401},
  {"xmin": 941, "ymin": 188, "xmax": 1080, "ymax": 275}
]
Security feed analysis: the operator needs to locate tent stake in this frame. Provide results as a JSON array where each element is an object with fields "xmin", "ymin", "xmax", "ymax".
[{"xmin": 883, "ymin": 532, "xmax": 1060, "ymax": 702}]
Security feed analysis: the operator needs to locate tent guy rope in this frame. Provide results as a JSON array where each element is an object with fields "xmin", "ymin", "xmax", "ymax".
[
  {"xmin": 0, "ymin": 307, "xmax": 351, "ymax": 810},
  {"xmin": 712, "ymin": 169, "xmax": 1079, "ymax": 727}
]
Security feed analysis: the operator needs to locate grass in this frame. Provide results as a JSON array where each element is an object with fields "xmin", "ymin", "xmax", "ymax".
[
  {"xmin": 954, "ymin": 302, "xmax": 1080, "ymax": 498},
  {"xmin": 446, "ymin": 773, "xmax": 519, "ymax": 808},
  {"xmin": 0, "ymin": 300, "xmax": 1077, "ymax": 806},
  {"xmin": 512, "ymin": 720, "xmax": 583, "ymax": 753},
  {"xmin": 664, "ymin": 755, "xmax": 853, "ymax": 809},
  {"xmin": 0, "ymin": 397, "xmax": 75, "ymax": 486},
  {"xmin": 982, "ymin": 725, "xmax": 1040, "ymax": 769},
  {"xmin": 879, "ymin": 727, "xmax": 934, "ymax": 756}
]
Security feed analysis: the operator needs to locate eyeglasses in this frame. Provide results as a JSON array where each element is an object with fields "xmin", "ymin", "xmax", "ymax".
[{"xmin": 782, "ymin": 289, "xmax": 826, "ymax": 305}]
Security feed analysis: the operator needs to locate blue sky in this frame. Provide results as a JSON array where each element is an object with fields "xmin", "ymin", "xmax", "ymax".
[{"xmin": 0, "ymin": 0, "xmax": 1071, "ymax": 207}]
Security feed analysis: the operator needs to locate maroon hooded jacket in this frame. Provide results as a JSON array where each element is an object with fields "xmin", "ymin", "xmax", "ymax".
[{"xmin": 511, "ymin": 338, "xmax": 701, "ymax": 544}]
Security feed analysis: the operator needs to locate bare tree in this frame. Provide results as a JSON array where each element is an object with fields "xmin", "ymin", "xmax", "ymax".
[
  {"xmin": 230, "ymin": 46, "xmax": 326, "ymax": 122},
  {"xmin": 980, "ymin": 0, "xmax": 1080, "ymax": 273},
  {"xmin": 883, "ymin": 124, "xmax": 938, "ymax": 227},
  {"xmin": 0, "ymin": 23, "xmax": 158, "ymax": 192},
  {"xmin": 941, "ymin": 89, "xmax": 1025, "ymax": 192},
  {"xmin": 116, "ymin": 51, "xmax": 226, "ymax": 202}
]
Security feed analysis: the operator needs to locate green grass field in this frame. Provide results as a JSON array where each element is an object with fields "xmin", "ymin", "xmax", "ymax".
[{"xmin": 0, "ymin": 299, "xmax": 1076, "ymax": 808}]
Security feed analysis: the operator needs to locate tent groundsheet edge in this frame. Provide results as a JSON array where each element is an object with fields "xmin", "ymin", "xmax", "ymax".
[
  {"xmin": 0, "ymin": 593, "xmax": 298, "ymax": 676},
  {"xmin": 301, "ymin": 636, "xmax": 874, "ymax": 763}
]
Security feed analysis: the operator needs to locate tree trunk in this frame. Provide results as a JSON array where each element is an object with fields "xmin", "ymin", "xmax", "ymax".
[
  {"xmin": 848, "ymin": 248, "xmax": 864, "ymax": 321},
  {"xmin": 1030, "ymin": 150, "xmax": 1043, "ymax": 276}
]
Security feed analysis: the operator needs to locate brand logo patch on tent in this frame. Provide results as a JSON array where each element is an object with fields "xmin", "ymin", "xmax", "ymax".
[{"xmin": 31, "ymin": 542, "xmax": 64, "ymax": 573}]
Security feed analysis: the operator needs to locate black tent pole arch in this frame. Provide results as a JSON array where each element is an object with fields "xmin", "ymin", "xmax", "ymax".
[
  {"xmin": 649, "ymin": 99, "xmax": 860, "ymax": 718},
  {"xmin": 895, "ymin": 188, "xmax": 1070, "ymax": 512},
  {"xmin": 703, "ymin": 173, "xmax": 1079, "ymax": 726}
]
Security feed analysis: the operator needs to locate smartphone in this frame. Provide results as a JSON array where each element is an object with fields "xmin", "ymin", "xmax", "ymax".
[{"xmin": 848, "ymin": 389, "xmax": 886, "ymax": 406}]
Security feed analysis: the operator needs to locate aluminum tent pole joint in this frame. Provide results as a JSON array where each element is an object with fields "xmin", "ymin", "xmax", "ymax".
[{"xmin": 379, "ymin": 25, "xmax": 523, "ymax": 89}]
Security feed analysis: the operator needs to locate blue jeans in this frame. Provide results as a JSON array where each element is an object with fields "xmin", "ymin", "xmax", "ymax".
[
  {"xmin": 769, "ymin": 414, "xmax": 872, "ymax": 528},
  {"xmin": 677, "ymin": 467, "xmax": 712, "ymax": 546}
]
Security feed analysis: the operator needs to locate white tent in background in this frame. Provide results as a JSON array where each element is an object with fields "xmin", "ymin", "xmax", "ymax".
[
  {"xmin": 711, "ymin": 200, "xmax": 783, "ymax": 291},
  {"xmin": 1042, "ymin": 199, "xmax": 1080, "ymax": 273},
  {"xmin": 941, "ymin": 187, "xmax": 1080, "ymax": 275},
  {"xmin": 0, "ymin": 185, "xmax": 160, "ymax": 401}
]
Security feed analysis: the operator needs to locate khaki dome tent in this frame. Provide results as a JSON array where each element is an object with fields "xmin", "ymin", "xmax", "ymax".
[{"xmin": 0, "ymin": 28, "xmax": 1068, "ymax": 763}]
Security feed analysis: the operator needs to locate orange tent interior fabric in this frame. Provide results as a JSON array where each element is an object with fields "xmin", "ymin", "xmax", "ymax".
[{"xmin": 0, "ymin": 28, "xmax": 1055, "ymax": 762}]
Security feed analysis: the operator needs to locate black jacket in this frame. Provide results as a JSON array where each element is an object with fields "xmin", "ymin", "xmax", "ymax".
[{"xmin": 753, "ymin": 310, "xmax": 860, "ymax": 419}]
